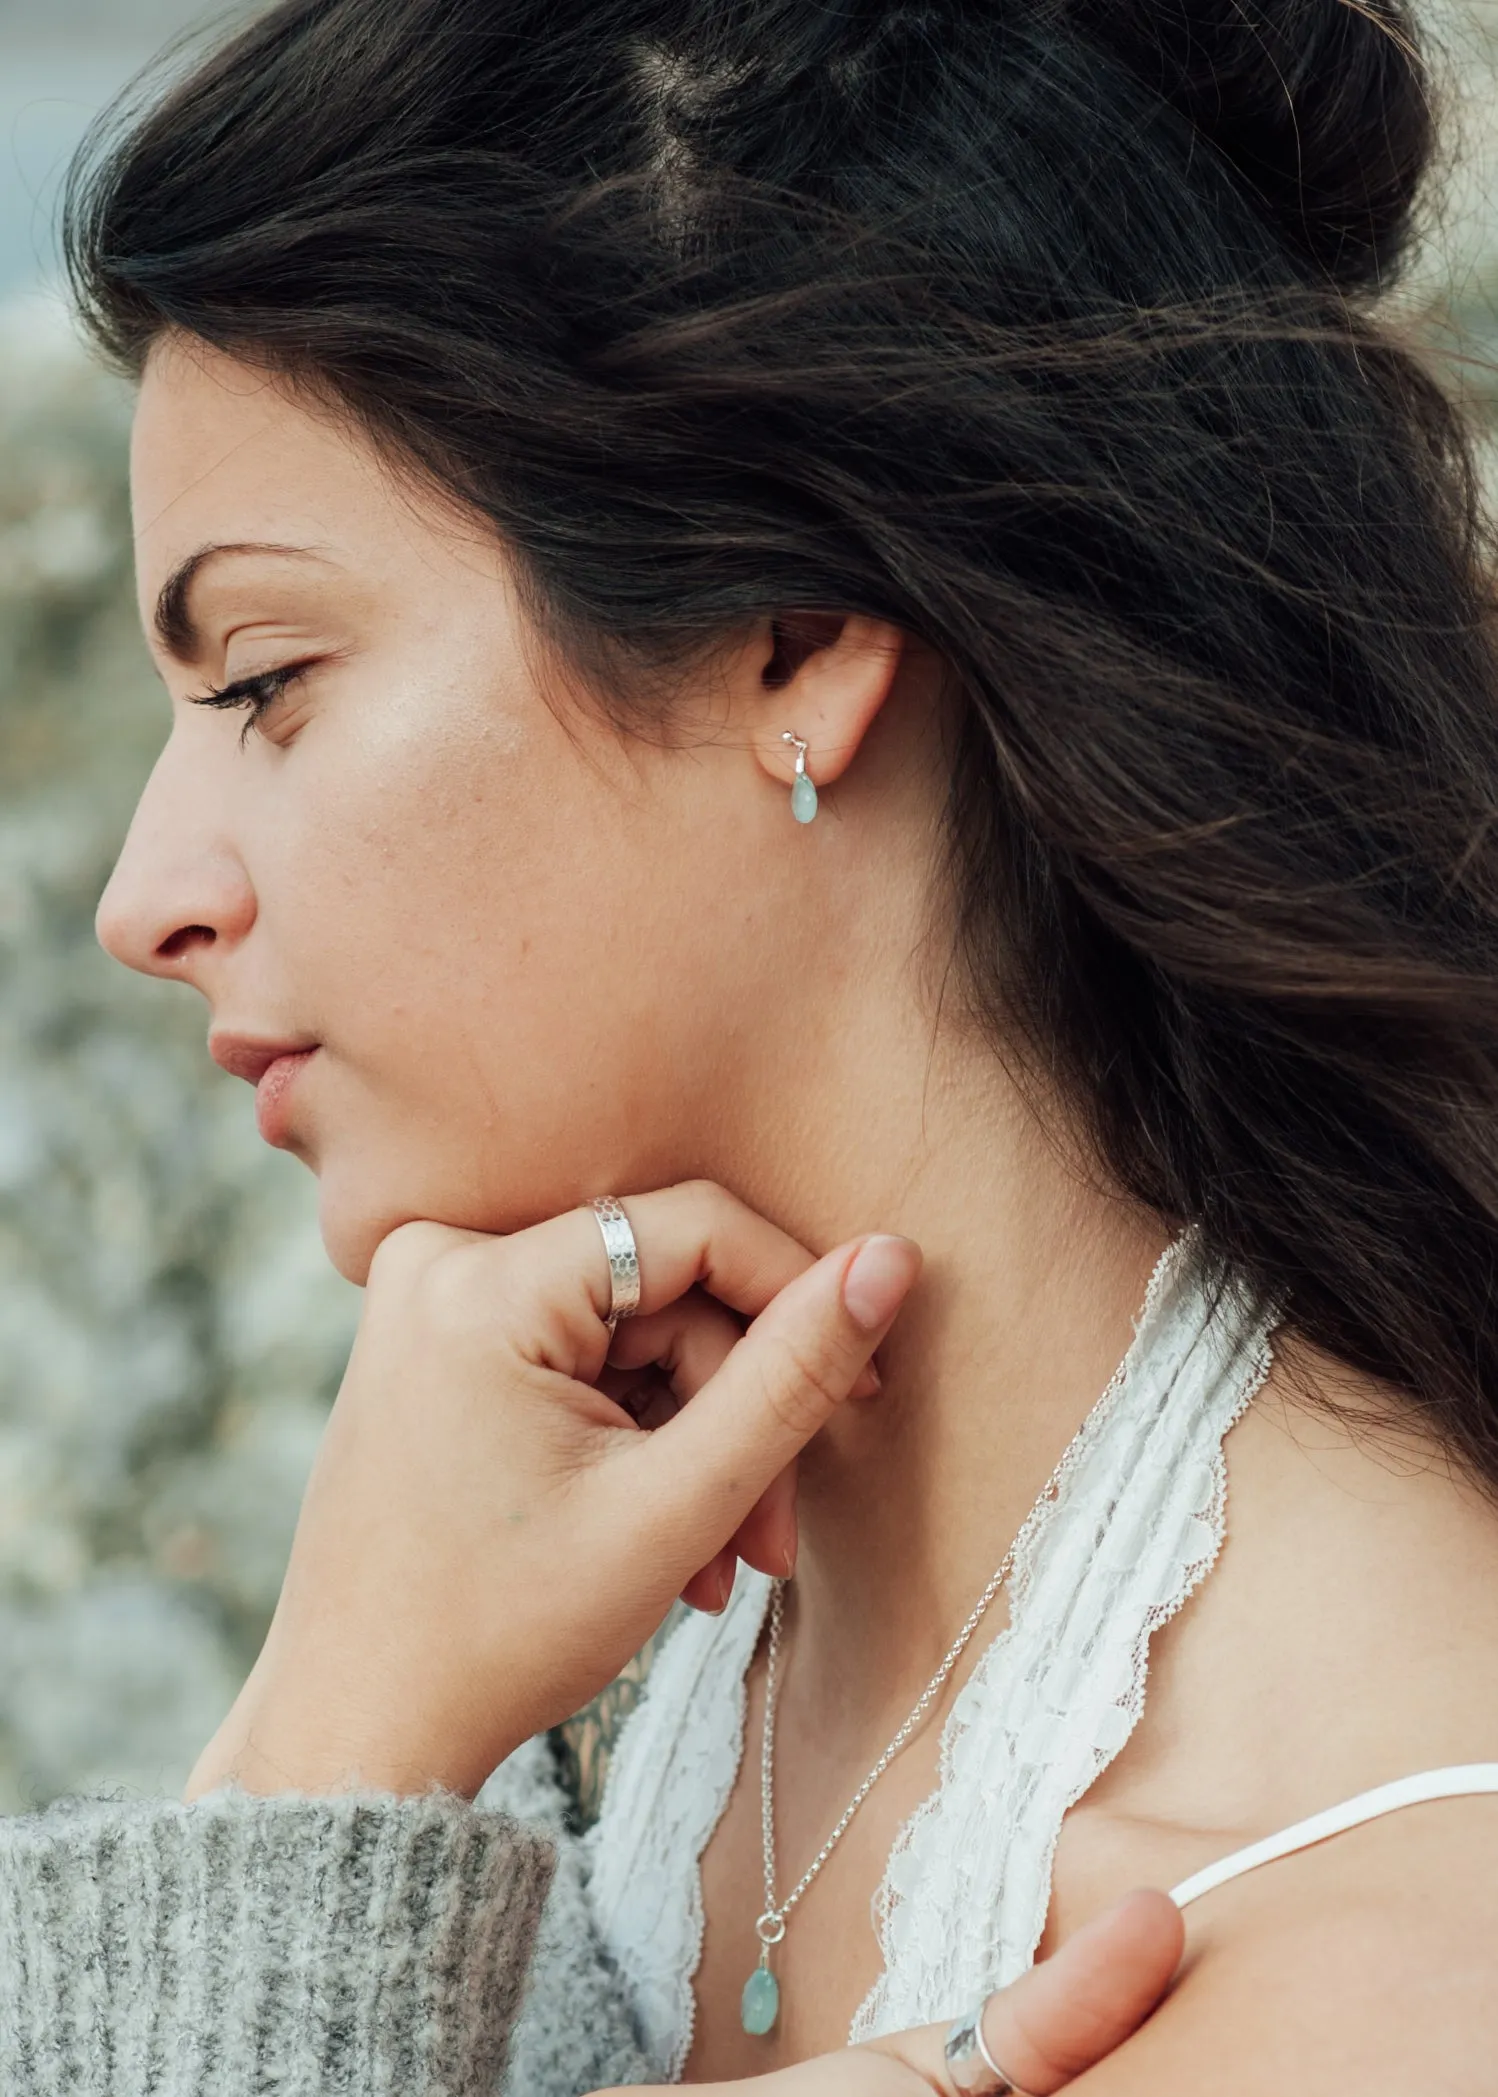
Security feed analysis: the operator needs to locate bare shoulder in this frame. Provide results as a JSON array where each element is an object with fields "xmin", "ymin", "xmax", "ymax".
[{"xmin": 1066, "ymin": 1796, "xmax": 1498, "ymax": 2095}]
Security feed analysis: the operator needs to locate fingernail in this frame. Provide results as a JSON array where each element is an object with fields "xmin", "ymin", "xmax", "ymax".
[
  {"xmin": 849, "ymin": 1359, "xmax": 882, "ymax": 1400},
  {"xmin": 841, "ymin": 1235, "xmax": 921, "ymax": 1331}
]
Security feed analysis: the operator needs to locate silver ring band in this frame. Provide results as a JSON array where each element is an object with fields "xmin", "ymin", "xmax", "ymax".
[
  {"xmin": 944, "ymin": 2001, "xmax": 1031, "ymax": 2097},
  {"xmin": 587, "ymin": 1196, "xmax": 641, "ymax": 1333}
]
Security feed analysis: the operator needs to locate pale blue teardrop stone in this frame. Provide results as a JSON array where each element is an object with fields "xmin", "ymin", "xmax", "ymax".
[
  {"xmin": 791, "ymin": 773, "xmax": 819, "ymax": 824},
  {"xmin": 741, "ymin": 1965, "xmax": 781, "ymax": 2035}
]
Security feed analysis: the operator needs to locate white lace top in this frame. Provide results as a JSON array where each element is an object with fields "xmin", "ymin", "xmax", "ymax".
[{"xmin": 582, "ymin": 1232, "xmax": 1277, "ymax": 2081}]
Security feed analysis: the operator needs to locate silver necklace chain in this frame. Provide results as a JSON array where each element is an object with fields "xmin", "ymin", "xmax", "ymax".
[
  {"xmin": 750, "ymin": 1315, "xmax": 1137, "ymax": 1955},
  {"xmin": 746, "ymin": 1230, "xmax": 1190, "ymax": 2019},
  {"xmin": 755, "ymin": 1543, "xmax": 1017, "ymax": 1947}
]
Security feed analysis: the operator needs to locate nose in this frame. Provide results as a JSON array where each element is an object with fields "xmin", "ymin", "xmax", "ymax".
[{"xmin": 95, "ymin": 736, "xmax": 257, "ymax": 986}]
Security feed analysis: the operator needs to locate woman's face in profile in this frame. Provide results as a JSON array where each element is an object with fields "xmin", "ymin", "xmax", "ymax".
[{"xmin": 103, "ymin": 335, "xmax": 800, "ymax": 1281}]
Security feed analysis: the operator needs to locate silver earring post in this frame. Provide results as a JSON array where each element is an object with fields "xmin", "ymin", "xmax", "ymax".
[{"xmin": 781, "ymin": 731, "xmax": 818, "ymax": 824}]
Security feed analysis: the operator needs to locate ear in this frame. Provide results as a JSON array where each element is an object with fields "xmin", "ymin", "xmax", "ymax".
[{"xmin": 746, "ymin": 612, "xmax": 906, "ymax": 793}]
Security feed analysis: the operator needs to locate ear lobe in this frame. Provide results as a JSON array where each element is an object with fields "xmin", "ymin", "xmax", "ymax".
[{"xmin": 756, "ymin": 613, "xmax": 905, "ymax": 788}]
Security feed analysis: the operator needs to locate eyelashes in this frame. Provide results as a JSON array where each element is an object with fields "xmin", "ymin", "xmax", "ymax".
[{"xmin": 190, "ymin": 662, "xmax": 312, "ymax": 747}]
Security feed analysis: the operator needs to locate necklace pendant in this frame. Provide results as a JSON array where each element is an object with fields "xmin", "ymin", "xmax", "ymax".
[{"xmin": 741, "ymin": 1949, "xmax": 781, "ymax": 2036}]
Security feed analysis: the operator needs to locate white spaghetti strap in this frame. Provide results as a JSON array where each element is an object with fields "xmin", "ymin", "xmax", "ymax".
[{"xmin": 1169, "ymin": 1763, "xmax": 1498, "ymax": 1911}]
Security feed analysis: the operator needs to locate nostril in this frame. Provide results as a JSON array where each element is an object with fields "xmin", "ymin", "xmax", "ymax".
[{"xmin": 156, "ymin": 925, "xmax": 217, "ymax": 962}]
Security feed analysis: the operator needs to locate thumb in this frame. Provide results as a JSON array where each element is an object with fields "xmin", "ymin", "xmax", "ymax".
[
  {"xmin": 967, "ymin": 1890, "xmax": 1184, "ymax": 2092},
  {"xmin": 860, "ymin": 1889, "xmax": 1183, "ymax": 2096},
  {"xmin": 638, "ymin": 1234, "xmax": 921, "ymax": 1561}
]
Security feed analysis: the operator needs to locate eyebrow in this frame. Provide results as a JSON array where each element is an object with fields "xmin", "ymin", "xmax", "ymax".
[{"xmin": 152, "ymin": 542, "xmax": 336, "ymax": 662}]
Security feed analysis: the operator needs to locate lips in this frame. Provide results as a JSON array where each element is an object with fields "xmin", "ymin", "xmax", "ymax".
[{"xmin": 208, "ymin": 1032, "xmax": 320, "ymax": 1148}]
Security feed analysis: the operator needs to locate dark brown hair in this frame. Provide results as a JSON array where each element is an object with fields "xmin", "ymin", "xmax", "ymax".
[{"xmin": 66, "ymin": 0, "xmax": 1498, "ymax": 1479}]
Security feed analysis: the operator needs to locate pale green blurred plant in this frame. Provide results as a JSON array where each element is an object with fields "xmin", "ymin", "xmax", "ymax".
[{"xmin": 0, "ymin": 295, "xmax": 356, "ymax": 1808}]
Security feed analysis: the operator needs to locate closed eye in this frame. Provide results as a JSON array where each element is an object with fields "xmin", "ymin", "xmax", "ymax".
[{"xmin": 190, "ymin": 661, "xmax": 313, "ymax": 747}]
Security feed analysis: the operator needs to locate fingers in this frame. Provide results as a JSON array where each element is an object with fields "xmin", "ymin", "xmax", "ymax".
[
  {"xmin": 422, "ymin": 1188, "xmax": 915, "ymax": 1608},
  {"xmin": 636, "ymin": 1234, "xmax": 921, "ymax": 1563},
  {"xmin": 611, "ymin": 1296, "xmax": 880, "ymax": 1412},
  {"xmin": 978, "ymin": 1889, "xmax": 1182, "ymax": 2091},
  {"xmin": 605, "ymin": 1288, "xmax": 746, "ymax": 1387},
  {"xmin": 865, "ymin": 1889, "xmax": 1183, "ymax": 2095},
  {"xmin": 681, "ymin": 1547, "xmax": 738, "ymax": 1613},
  {"xmin": 609, "ymin": 1292, "xmax": 801, "ymax": 1592},
  {"xmin": 609, "ymin": 1285, "xmax": 860, "ymax": 1594},
  {"xmin": 593, "ymin": 1893, "xmax": 1179, "ymax": 2097},
  {"xmin": 510, "ymin": 1182, "xmax": 822, "ymax": 1374},
  {"xmin": 731, "ymin": 1460, "xmax": 801, "ymax": 1579}
]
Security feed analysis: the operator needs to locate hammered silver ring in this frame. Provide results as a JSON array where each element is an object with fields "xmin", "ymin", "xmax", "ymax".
[
  {"xmin": 944, "ymin": 2001, "xmax": 1030, "ymax": 2097},
  {"xmin": 587, "ymin": 1195, "xmax": 642, "ymax": 1334}
]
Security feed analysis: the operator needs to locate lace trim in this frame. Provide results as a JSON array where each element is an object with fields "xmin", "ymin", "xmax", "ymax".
[
  {"xmin": 850, "ymin": 1236, "xmax": 1277, "ymax": 2038},
  {"xmin": 582, "ymin": 1569, "xmax": 772, "ymax": 2082},
  {"xmin": 1023, "ymin": 1299, "xmax": 1273, "ymax": 1961},
  {"xmin": 584, "ymin": 1234, "xmax": 1279, "ymax": 2071}
]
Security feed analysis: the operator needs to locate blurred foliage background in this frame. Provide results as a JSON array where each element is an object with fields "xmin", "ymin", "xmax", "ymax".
[
  {"xmin": 0, "ymin": 0, "xmax": 357, "ymax": 1808},
  {"xmin": 0, "ymin": 0, "xmax": 1496, "ymax": 1808},
  {"xmin": 0, "ymin": 289, "xmax": 356, "ymax": 1807}
]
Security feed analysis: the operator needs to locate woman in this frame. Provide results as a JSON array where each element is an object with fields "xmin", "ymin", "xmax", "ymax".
[{"xmin": 9, "ymin": 0, "xmax": 1498, "ymax": 2088}]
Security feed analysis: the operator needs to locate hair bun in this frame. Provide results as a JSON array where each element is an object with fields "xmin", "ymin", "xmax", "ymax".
[{"xmin": 1069, "ymin": 0, "xmax": 1433, "ymax": 291}]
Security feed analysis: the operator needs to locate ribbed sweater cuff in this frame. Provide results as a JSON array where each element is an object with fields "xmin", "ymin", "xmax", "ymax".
[{"xmin": 0, "ymin": 1787, "xmax": 555, "ymax": 2096}]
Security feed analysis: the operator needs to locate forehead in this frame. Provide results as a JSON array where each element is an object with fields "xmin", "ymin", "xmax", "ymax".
[{"xmin": 129, "ymin": 339, "xmax": 431, "ymax": 610}]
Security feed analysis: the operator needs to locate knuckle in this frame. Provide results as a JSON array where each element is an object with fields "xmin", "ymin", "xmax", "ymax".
[
  {"xmin": 412, "ymin": 1240, "xmax": 510, "ymax": 1346},
  {"xmin": 674, "ymin": 1175, "xmax": 732, "ymax": 1216},
  {"xmin": 366, "ymin": 1218, "xmax": 445, "ymax": 1289},
  {"xmin": 758, "ymin": 1328, "xmax": 845, "ymax": 1438},
  {"xmin": 671, "ymin": 1177, "xmax": 752, "ymax": 1276}
]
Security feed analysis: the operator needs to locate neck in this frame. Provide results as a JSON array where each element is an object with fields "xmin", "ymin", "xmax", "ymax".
[{"xmin": 714, "ymin": 1003, "xmax": 1170, "ymax": 1736}]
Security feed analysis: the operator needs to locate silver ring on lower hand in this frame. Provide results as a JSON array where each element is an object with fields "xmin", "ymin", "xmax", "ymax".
[
  {"xmin": 944, "ymin": 2000, "xmax": 1033, "ymax": 2097},
  {"xmin": 587, "ymin": 1195, "xmax": 642, "ymax": 1333}
]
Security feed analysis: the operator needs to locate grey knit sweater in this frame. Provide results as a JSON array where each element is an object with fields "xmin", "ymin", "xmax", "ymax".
[{"xmin": 0, "ymin": 1737, "xmax": 657, "ymax": 2096}]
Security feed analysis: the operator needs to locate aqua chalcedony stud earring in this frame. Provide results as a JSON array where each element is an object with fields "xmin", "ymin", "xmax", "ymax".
[{"xmin": 781, "ymin": 731, "xmax": 818, "ymax": 823}]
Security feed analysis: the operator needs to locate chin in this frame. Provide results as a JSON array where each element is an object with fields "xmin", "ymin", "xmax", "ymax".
[
  {"xmin": 315, "ymin": 1167, "xmax": 432, "ymax": 1285},
  {"xmin": 313, "ymin": 1155, "xmax": 583, "ymax": 1286},
  {"xmin": 318, "ymin": 1193, "xmax": 385, "ymax": 1286}
]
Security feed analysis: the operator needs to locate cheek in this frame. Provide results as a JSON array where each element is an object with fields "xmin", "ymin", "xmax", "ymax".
[
  {"xmin": 274, "ymin": 709, "xmax": 605, "ymax": 1064},
  {"xmin": 250, "ymin": 688, "xmax": 715, "ymax": 1244}
]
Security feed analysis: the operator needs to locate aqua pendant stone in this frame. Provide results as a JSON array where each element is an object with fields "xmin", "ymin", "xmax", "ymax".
[
  {"xmin": 741, "ymin": 1965, "xmax": 781, "ymax": 2035},
  {"xmin": 791, "ymin": 773, "xmax": 819, "ymax": 824}
]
